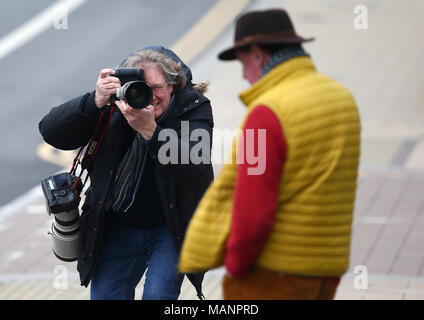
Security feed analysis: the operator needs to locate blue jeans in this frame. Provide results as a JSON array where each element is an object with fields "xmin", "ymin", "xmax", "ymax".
[{"xmin": 90, "ymin": 223, "xmax": 184, "ymax": 300}]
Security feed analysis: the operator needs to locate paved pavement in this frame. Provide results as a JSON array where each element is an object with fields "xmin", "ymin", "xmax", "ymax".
[
  {"xmin": 1, "ymin": 168, "xmax": 424, "ymax": 300},
  {"xmin": 1, "ymin": 0, "xmax": 424, "ymax": 300}
]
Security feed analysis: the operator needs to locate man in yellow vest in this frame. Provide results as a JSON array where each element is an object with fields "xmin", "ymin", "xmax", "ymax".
[{"xmin": 179, "ymin": 9, "xmax": 361, "ymax": 299}]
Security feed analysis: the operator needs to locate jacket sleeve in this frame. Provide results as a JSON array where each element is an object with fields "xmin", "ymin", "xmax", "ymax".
[
  {"xmin": 224, "ymin": 105, "xmax": 286, "ymax": 277},
  {"xmin": 146, "ymin": 99, "xmax": 214, "ymax": 183},
  {"xmin": 39, "ymin": 92, "xmax": 103, "ymax": 150}
]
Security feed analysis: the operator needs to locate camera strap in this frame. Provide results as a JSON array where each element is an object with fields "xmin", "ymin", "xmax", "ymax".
[{"xmin": 70, "ymin": 105, "xmax": 114, "ymax": 194}]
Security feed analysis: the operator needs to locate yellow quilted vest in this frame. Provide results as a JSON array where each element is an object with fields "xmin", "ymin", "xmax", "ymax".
[{"xmin": 179, "ymin": 57, "xmax": 361, "ymax": 277}]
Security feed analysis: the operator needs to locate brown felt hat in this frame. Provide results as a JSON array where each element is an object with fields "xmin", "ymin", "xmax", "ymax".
[{"xmin": 218, "ymin": 8, "xmax": 315, "ymax": 61}]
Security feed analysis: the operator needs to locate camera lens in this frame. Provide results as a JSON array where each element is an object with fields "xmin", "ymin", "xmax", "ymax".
[
  {"xmin": 126, "ymin": 85, "xmax": 142, "ymax": 100},
  {"xmin": 49, "ymin": 209, "xmax": 80, "ymax": 262},
  {"xmin": 122, "ymin": 81, "xmax": 153, "ymax": 109}
]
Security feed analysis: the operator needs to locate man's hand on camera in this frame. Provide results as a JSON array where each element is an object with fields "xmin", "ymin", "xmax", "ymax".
[
  {"xmin": 94, "ymin": 69, "xmax": 121, "ymax": 109},
  {"xmin": 115, "ymin": 100, "xmax": 157, "ymax": 140}
]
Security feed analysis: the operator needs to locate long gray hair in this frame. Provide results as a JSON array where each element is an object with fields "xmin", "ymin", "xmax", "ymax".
[
  {"xmin": 119, "ymin": 49, "xmax": 208, "ymax": 94},
  {"xmin": 120, "ymin": 49, "xmax": 186, "ymax": 90}
]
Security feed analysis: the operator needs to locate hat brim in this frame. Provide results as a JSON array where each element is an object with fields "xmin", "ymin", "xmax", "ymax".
[{"xmin": 218, "ymin": 35, "xmax": 315, "ymax": 61}]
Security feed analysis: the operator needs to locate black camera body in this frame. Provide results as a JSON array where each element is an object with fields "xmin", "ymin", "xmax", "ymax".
[
  {"xmin": 41, "ymin": 172, "xmax": 81, "ymax": 214},
  {"xmin": 113, "ymin": 68, "xmax": 153, "ymax": 109},
  {"xmin": 114, "ymin": 68, "xmax": 145, "ymax": 85},
  {"xmin": 41, "ymin": 172, "xmax": 83, "ymax": 262}
]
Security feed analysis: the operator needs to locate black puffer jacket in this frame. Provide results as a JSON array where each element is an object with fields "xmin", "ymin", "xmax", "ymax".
[{"xmin": 39, "ymin": 86, "xmax": 214, "ymax": 298}]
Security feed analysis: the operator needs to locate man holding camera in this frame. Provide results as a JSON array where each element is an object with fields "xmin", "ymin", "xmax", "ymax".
[{"xmin": 39, "ymin": 46, "xmax": 213, "ymax": 300}]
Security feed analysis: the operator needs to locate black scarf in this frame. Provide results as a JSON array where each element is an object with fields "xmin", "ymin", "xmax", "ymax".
[{"xmin": 107, "ymin": 95, "xmax": 175, "ymax": 213}]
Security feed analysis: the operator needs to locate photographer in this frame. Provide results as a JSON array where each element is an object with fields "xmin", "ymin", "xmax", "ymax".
[{"xmin": 39, "ymin": 46, "xmax": 213, "ymax": 300}]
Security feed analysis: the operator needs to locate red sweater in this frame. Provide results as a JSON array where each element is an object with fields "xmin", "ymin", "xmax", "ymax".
[
  {"xmin": 224, "ymin": 105, "xmax": 340, "ymax": 285},
  {"xmin": 224, "ymin": 105, "xmax": 285, "ymax": 277}
]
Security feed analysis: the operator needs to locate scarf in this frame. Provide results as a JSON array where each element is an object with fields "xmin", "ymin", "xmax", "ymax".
[
  {"xmin": 261, "ymin": 46, "xmax": 310, "ymax": 78},
  {"xmin": 107, "ymin": 94, "xmax": 175, "ymax": 213}
]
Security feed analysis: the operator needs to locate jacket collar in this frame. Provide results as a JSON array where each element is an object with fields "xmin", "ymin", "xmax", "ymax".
[{"xmin": 239, "ymin": 56, "xmax": 316, "ymax": 107}]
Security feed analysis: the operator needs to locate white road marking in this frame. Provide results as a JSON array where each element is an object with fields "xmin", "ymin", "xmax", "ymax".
[
  {"xmin": 0, "ymin": 0, "xmax": 87, "ymax": 61},
  {"xmin": 9, "ymin": 251, "xmax": 24, "ymax": 261},
  {"xmin": 0, "ymin": 185, "xmax": 43, "ymax": 223},
  {"xmin": 27, "ymin": 204, "xmax": 47, "ymax": 215}
]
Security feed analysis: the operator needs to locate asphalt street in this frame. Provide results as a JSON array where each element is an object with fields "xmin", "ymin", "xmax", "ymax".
[{"xmin": 0, "ymin": 0, "xmax": 216, "ymax": 206}]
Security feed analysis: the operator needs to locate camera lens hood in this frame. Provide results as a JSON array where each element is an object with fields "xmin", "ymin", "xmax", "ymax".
[
  {"xmin": 49, "ymin": 222, "xmax": 79, "ymax": 262},
  {"xmin": 116, "ymin": 81, "xmax": 153, "ymax": 109}
]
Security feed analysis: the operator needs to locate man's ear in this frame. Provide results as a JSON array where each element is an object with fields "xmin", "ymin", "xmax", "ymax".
[{"xmin": 250, "ymin": 45, "xmax": 270, "ymax": 68}]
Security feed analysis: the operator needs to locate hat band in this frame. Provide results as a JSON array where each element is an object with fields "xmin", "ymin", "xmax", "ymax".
[{"xmin": 234, "ymin": 30, "xmax": 296, "ymax": 47}]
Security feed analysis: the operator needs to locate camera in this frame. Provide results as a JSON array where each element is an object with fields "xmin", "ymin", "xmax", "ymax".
[
  {"xmin": 113, "ymin": 68, "xmax": 153, "ymax": 109},
  {"xmin": 41, "ymin": 172, "xmax": 82, "ymax": 262}
]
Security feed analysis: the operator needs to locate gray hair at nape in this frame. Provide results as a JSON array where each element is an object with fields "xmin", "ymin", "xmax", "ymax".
[{"xmin": 120, "ymin": 49, "xmax": 187, "ymax": 91}]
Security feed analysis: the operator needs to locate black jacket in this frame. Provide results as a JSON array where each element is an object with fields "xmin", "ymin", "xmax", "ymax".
[{"xmin": 39, "ymin": 87, "xmax": 214, "ymax": 298}]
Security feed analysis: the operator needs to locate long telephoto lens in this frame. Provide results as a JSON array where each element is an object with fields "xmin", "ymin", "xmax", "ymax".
[{"xmin": 49, "ymin": 208, "xmax": 80, "ymax": 262}]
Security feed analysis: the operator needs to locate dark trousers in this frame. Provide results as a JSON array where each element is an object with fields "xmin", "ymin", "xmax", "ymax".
[{"xmin": 90, "ymin": 223, "xmax": 184, "ymax": 300}]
